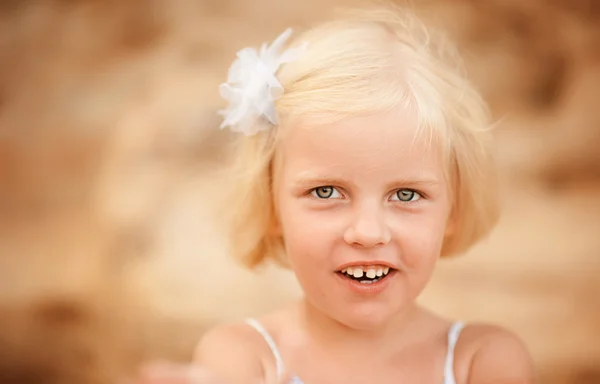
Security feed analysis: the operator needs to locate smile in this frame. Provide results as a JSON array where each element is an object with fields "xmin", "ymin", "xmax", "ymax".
[{"xmin": 338, "ymin": 265, "xmax": 393, "ymax": 284}]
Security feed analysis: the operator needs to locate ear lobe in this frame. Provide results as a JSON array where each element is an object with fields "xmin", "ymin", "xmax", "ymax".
[
  {"xmin": 268, "ymin": 209, "xmax": 282, "ymax": 236},
  {"xmin": 268, "ymin": 219, "xmax": 282, "ymax": 236},
  {"xmin": 444, "ymin": 210, "xmax": 457, "ymax": 238},
  {"xmin": 268, "ymin": 194, "xmax": 282, "ymax": 236}
]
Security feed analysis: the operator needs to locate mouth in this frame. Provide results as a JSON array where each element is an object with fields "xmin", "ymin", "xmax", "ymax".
[{"xmin": 336, "ymin": 265, "xmax": 395, "ymax": 284}]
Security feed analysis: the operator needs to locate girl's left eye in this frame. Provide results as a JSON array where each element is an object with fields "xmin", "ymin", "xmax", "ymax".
[
  {"xmin": 391, "ymin": 189, "xmax": 421, "ymax": 202},
  {"xmin": 311, "ymin": 186, "xmax": 342, "ymax": 199}
]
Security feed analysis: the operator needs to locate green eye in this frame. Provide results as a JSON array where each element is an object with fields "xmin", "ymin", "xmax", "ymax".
[
  {"xmin": 394, "ymin": 189, "xmax": 421, "ymax": 202},
  {"xmin": 311, "ymin": 186, "xmax": 341, "ymax": 199}
]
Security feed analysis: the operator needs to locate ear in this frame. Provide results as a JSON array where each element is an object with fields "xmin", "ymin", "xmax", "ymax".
[
  {"xmin": 268, "ymin": 216, "xmax": 282, "ymax": 237},
  {"xmin": 267, "ymin": 187, "xmax": 283, "ymax": 237},
  {"xmin": 444, "ymin": 208, "xmax": 457, "ymax": 238},
  {"xmin": 267, "ymin": 200, "xmax": 283, "ymax": 237}
]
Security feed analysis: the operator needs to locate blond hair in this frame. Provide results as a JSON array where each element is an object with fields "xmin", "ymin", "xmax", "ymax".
[{"xmin": 223, "ymin": 4, "xmax": 500, "ymax": 269}]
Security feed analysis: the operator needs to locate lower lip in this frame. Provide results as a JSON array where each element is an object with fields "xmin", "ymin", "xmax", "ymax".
[{"xmin": 335, "ymin": 270, "xmax": 396, "ymax": 295}]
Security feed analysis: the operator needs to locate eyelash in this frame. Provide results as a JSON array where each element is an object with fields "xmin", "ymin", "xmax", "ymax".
[{"xmin": 309, "ymin": 186, "xmax": 424, "ymax": 202}]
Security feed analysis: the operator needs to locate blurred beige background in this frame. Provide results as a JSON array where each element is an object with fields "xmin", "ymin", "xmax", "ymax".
[{"xmin": 0, "ymin": 1, "xmax": 599, "ymax": 383}]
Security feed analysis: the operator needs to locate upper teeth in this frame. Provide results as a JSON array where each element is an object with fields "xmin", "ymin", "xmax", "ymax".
[{"xmin": 341, "ymin": 266, "xmax": 390, "ymax": 278}]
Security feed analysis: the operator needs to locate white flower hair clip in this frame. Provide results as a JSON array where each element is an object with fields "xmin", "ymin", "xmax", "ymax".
[{"xmin": 218, "ymin": 28, "xmax": 307, "ymax": 136}]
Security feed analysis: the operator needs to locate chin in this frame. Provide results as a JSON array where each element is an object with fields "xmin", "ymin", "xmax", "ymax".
[{"xmin": 333, "ymin": 302, "xmax": 400, "ymax": 331}]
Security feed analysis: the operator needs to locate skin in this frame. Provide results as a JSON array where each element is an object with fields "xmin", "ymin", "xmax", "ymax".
[{"xmin": 135, "ymin": 107, "xmax": 536, "ymax": 384}]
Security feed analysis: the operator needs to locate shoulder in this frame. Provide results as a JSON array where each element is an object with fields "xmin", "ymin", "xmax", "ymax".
[
  {"xmin": 454, "ymin": 323, "xmax": 536, "ymax": 384},
  {"xmin": 193, "ymin": 321, "xmax": 273, "ymax": 383}
]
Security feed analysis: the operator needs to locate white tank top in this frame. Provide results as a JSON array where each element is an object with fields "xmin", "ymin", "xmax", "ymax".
[{"xmin": 245, "ymin": 318, "xmax": 465, "ymax": 384}]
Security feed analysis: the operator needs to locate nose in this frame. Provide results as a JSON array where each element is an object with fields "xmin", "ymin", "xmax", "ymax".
[{"xmin": 343, "ymin": 203, "xmax": 391, "ymax": 248}]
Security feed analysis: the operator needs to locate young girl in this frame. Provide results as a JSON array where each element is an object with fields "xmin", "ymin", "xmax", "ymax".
[{"xmin": 139, "ymin": 4, "xmax": 535, "ymax": 384}]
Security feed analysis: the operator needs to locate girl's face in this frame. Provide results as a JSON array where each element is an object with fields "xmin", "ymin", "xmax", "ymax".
[{"xmin": 272, "ymin": 108, "xmax": 453, "ymax": 330}]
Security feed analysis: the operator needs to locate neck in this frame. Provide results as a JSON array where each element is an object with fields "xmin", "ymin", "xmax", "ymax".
[{"xmin": 297, "ymin": 297, "xmax": 420, "ymax": 355}]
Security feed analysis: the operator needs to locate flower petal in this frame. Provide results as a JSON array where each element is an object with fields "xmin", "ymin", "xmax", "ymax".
[{"xmin": 218, "ymin": 28, "xmax": 305, "ymax": 135}]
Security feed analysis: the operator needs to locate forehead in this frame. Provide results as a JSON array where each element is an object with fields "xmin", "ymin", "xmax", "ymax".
[{"xmin": 276, "ymin": 109, "xmax": 444, "ymax": 180}]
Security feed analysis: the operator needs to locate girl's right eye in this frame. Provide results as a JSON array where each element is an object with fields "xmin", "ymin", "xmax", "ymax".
[{"xmin": 311, "ymin": 186, "xmax": 342, "ymax": 199}]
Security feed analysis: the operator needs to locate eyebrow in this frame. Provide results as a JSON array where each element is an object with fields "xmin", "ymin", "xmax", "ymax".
[
  {"xmin": 292, "ymin": 173, "xmax": 349, "ymax": 188},
  {"xmin": 292, "ymin": 171, "xmax": 441, "ymax": 189}
]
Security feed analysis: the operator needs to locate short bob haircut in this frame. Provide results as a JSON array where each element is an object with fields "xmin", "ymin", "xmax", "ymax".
[{"xmin": 222, "ymin": 4, "xmax": 500, "ymax": 269}]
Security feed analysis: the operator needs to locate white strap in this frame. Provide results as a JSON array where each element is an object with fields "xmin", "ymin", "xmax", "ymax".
[
  {"xmin": 443, "ymin": 322, "xmax": 465, "ymax": 384},
  {"xmin": 245, "ymin": 318, "xmax": 285, "ymax": 379},
  {"xmin": 245, "ymin": 318, "xmax": 463, "ymax": 384}
]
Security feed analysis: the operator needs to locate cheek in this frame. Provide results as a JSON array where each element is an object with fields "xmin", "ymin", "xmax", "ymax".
[
  {"xmin": 282, "ymin": 220, "xmax": 330, "ymax": 263},
  {"xmin": 277, "ymin": 203, "xmax": 342, "ymax": 277},
  {"xmin": 398, "ymin": 212, "xmax": 448, "ymax": 270},
  {"xmin": 277, "ymin": 202, "xmax": 324, "ymax": 262}
]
